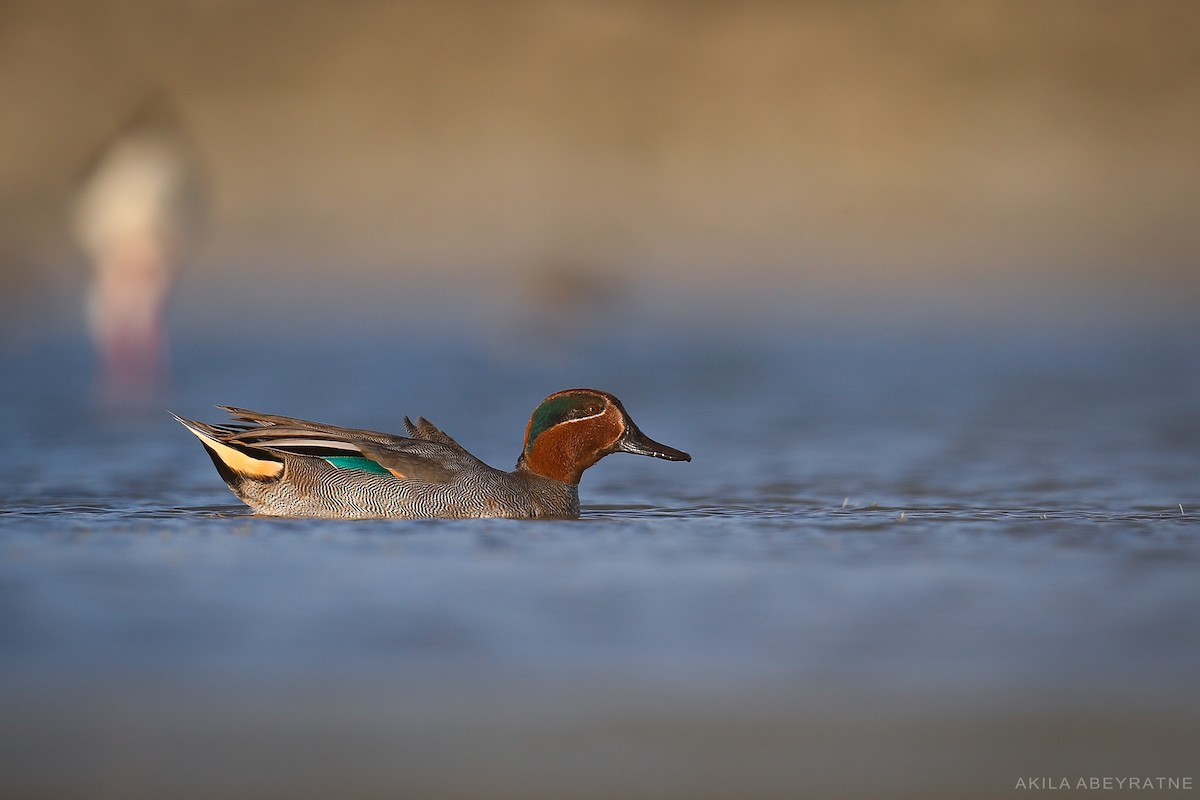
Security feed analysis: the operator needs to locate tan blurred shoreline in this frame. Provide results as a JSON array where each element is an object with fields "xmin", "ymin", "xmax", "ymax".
[{"xmin": 3, "ymin": 0, "xmax": 1199, "ymax": 305}]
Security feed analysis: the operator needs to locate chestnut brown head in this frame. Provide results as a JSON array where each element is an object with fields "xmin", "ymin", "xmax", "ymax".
[{"xmin": 519, "ymin": 389, "xmax": 690, "ymax": 485}]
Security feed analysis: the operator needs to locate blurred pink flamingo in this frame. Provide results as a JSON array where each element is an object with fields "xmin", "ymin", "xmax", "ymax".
[{"xmin": 72, "ymin": 101, "xmax": 202, "ymax": 407}]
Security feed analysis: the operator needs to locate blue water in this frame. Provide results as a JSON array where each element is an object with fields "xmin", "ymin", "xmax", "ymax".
[{"xmin": 2, "ymin": 308, "xmax": 1199, "ymax": 798}]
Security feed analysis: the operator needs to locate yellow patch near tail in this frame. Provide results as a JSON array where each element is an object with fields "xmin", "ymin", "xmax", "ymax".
[{"xmin": 182, "ymin": 424, "xmax": 283, "ymax": 479}]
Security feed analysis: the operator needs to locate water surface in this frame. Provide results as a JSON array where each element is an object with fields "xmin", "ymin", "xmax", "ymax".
[{"xmin": 2, "ymin": 312, "xmax": 1198, "ymax": 798}]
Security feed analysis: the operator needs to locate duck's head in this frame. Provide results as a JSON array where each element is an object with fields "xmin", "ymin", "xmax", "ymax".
[{"xmin": 518, "ymin": 388, "xmax": 691, "ymax": 485}]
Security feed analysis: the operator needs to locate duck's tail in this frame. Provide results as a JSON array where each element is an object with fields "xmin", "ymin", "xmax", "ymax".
[{"xmin": 171, "ymin": 412, "xmax": 284, "ymax": 483}]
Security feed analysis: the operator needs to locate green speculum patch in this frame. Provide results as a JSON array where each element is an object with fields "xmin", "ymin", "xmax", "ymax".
[{"xmin": 324, "ymin": 456, "xmax": 390, "ymax": 475}]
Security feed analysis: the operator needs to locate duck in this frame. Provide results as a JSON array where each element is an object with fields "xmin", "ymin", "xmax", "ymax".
[{"xmin": 173, "ymin": 388, "xmax": 690, "ymax": 519}]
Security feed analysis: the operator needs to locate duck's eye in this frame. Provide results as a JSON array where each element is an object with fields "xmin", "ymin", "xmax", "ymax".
[{"xmin": 584, "ymin": 404, "xmax": 601, "ymax": 415}]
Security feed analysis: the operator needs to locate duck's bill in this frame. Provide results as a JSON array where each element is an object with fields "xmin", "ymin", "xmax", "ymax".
[{"xmin": 616, "ymin": 424, "xmax": 692, "ymax": 462}]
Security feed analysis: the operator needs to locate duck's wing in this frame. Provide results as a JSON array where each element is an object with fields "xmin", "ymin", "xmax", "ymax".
[
  {"xmin": 219, "ymin": 406, "xmax": 407, "ymax": 445},
  {"xmin": 403, "ymin": 415, "xmax": 471, "ymax": 452},
  {"xmin": 211, "ymin": 406, "xmax": 486, "ymax": 484}
]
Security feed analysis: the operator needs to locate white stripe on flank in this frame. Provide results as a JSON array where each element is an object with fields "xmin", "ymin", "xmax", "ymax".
[{"xmin": 253, "ymin": 438, "xmax": 360, "ymax": 451}]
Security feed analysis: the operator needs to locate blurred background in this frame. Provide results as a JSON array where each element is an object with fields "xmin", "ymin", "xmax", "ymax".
[
  {"xmin": 3, "ymin": 4, "xmax": 1200, "ymax": 799},
  {"xmin": 3, "ymin": 0, "xmax": 1199, "ymax": 346}
]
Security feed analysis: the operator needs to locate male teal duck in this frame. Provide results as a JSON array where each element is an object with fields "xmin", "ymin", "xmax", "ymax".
[{"xmin": 174, "ymin": 388, "xmax": 690, "ymax": 519}]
